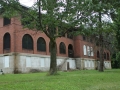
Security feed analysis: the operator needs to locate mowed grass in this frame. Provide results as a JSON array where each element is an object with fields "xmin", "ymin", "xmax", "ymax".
[{"xmin": 0, "ymin": 69, "xmax": 120, "ymax": 90}]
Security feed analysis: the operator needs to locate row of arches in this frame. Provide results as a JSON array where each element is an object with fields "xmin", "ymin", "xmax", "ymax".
[
  {"xmin": 3, "ymin": 33, "xmax": 74, "ymax": 57},
  {"xmin": 97, "ymin": 51, "xmax": 109, "ymax": 60}
]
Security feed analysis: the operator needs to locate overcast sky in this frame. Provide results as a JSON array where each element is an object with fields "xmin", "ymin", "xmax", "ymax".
[{"xmin": 19, "ymin": 0, "xmax": 36, "ymax": 7}]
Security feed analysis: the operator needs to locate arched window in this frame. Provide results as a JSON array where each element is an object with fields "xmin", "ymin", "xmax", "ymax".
[
  {"xmin": 3, "ymin": 33, "xmax": 10, "ymax": 50},
  {"xmin": 104, "ymin": 52, "xmax": 106, "ymax": 59},
  {"xmin": 68, "ymin": 44, "xmax": 74, "ymax": 57},
  {"xmin": 59, "ymin": 42, "xmax": 66, "ymax": 54},
  {"xmin": 37, "ymin": 37, "xmax": 46, "ymax": 51},
  {"xmin": 97, "ymin": 51, "xmax": 100, "ymax": 58},
  {"xmin": 107, "ymin": 53, "xmax": 109, "ymax": 60},
  {"xmin": 87, "ymin": 46, "xmax": 90, "ymax": 56},
  {"xmin": 22, "ymin": 34, "xmax": 33, "ymax": 50},
  {"xmin": 90, "ymin": 47, "xmax": 94, "ymax": 56},
  {"xmin": 83, "ymin": 45, "xmax": 87, "ymax": 55}
]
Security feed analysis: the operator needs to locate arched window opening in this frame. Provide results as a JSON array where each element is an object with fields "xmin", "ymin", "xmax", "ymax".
[
  {"xmin": 59, "ymin": 42, "xmax": 66, "ymax": 54},
  {"xmin": 83, "ymin": 45, "xmax": 87, "ymax": 55},
  {"xmin": 104, "ymin": 52, "xmax": 106, "ymax": 59},
  {"xmin": 90, "ymin": 47, "xmax": 94, "ymax": 56},
  {"xmin": 87, "ymin": 46, "xmax": 90, "ymax": 56},
  {"xmin": 107, "ymin": 53, "xmax": 109, "ymax": 60},
  {"xmin": 37, "ymin": 37, "xmax": 46, "ymax": 51},
  {"xmin": 3, "ymin": 33, "xmax": 10, "ymax": 50},
  {"xmin": 97, "ymin": 51, "xmax": 100, "ymax": 58},
  {"xmin": 22, "ymin": 34, "xmax": 33, "ymax": 50},
  {"xmin": 68, "ymin": 44, "xmax": 74, "ymax": 57}
]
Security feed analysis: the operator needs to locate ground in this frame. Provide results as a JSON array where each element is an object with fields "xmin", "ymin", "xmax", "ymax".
[{"xmin": 0, "ymin": 69, "xmax": 120, "ymax": 90}]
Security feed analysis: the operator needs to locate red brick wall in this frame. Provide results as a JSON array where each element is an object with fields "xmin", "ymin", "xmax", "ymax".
[
  {"xmin": 0, "ymin": 17, "xmax": 74, "ymax": 57},
  {"xmin": 0, "ymin": 17, "xmax": 15, "ymax": 54},
  {"xmin": 0, "ymin": 16, "xmax": 111, "ymax": 60}
]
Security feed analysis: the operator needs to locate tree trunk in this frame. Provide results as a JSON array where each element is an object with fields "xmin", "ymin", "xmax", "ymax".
[
  {"xmin": 99, "ymin": 35, "xmax": 104, "ymax": 72},
  {"xmin": 98, "ymin": 0, "xmax": 104, "ymax": 72},
  {"xmin": 49, "ymin": 39, "xmax": 57, "ymax": 75}
]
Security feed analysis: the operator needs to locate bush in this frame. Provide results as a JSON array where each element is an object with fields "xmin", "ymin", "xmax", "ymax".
[{"xmin": 112, "ymin": 52, "xmax": 120, "ymax": 68}]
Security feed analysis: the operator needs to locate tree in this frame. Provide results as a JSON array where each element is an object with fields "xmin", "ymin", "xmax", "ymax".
[
  {"xmin": 0, "ymin": 0, "xmax": 94, "ymax": 75},
  {"xmin": 83, "ymin": 0, "xmax": 115, "ymax": 72},
  {"xmin": 1, "ymin": 0, "xmax": 117, "ymax": 74},
  {"xmin": 109, "ymin": 1, "xmax": 120, "ymax": 69}
]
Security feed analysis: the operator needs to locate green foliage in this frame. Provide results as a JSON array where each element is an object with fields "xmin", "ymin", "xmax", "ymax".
[
  {"xmin": 0, "ymin": 0, "xmax": 20, "ymax": 18},
  {"xmin": 115, "ymin": 52, "xmax": 120, "ymax": 68},
  {"xmin": 111, "ymin": 51, "xmax": 120, "ymax": 68},
  {"xmin": 0, "ymin": 0, "xmax": 101, "ymax": 37},
  {"xmin": 111, "ymin": 8, "xmax": 120, "ymax": 51},
  {"xmin": 0, "ymin": 70, "xmax": 120, "ymax": 90},
  {"xmin": 0, "ymin": 0, "xmax": 115, "ymax": 38}
]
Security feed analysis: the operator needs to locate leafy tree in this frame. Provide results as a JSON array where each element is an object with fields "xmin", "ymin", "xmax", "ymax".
[
  {"xmin": 83, "ymin": 0, "xmax": 115, "ymax": 72},
  {"xmin": 112, "ymin": 9, "xmax": 120, "ymax": 50},
  {"xmin": 115, "ymin": 52, "xmax": 120, "ymax": 68},
  {"xmin": 109, "ymin": 1, "xmax": 120, "ymax": 68}
]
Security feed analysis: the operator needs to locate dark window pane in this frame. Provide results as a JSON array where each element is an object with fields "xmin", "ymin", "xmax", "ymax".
[
  {"xmin": 59, "ymin": 42, "xmax": 66, "ymax": 54},
  {"xmin": 97, "ymin": 51, "xmax": 99, "ymax": 58},
  {"xmin": 67, "ymin": 34, "xmax": 73, "ymax": 39},
  {"xmin": 3, "ymin": 33, "xmax": 10, "ymax": 49},
  {"xmin": 3, "ymin": 17, "xmax": 11, "ymax": 26},
  {"xmin": 96, "ymin": 42, "xmax": 99, "ymax": 46},
  {"xmin": 104, "ymin": 52, "xmax": 106, "ymax": 59},
  {"xmin": 68, "ymin": 44, "xmax": 74, "ymax": 57},
  {"xmin": 22, "ymin": 34, "xmax": 33, "ymax": 50},
  {"xmin": 83, "ymin": 36, "xmax": 86, "ymax": 40},
  {"xmin": 37, "ymin": 37, "xmax": 46, "ymax": 51},
  {"xmin": 107, "ymin": 53, "xmax": 109, "ymax": 60}
]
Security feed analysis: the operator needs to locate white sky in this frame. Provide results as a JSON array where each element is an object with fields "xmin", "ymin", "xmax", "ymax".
[{"xmin": 19, "ymin": 0, "xmax": 36, "ymax": 7}]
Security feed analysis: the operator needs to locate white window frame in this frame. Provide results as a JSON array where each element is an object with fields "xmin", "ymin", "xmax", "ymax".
[
  {"xmin": 41, "ymin": 58, "xmax": 45, "ymax": 67},
  {"xmin": 83, "ymin": 45, "xmax": 87, "ymax": 55},
  {"xmin": 88, "ymin": 60, "xmax": 91, "ymax": 67},
  {"xmin": 85, "ymin": 60, "xmax": 87, "ymax": 67},
  {"xmin": 90, "ymin": 47, "xmax": 94, "ymax": 56},
  {"xmin": 26, "ymin": 57, "xmax": 31, "ymax": 67},
  {"xmin": 4, "ymin": 56, "xmax": 9, "ymax": 68},
  {"xmin": 87, "ymin": 46, "xmax": 90, "ymax": 56}
]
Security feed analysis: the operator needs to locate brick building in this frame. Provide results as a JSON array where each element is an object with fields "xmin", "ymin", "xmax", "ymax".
[{"xmin": 0, "ymin": 16, "xmax": 111, "ymax": 73}]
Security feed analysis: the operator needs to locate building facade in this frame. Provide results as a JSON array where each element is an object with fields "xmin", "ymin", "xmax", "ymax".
[{"xmin": 0, "ymin": 16, "xmax": 111, "ymax": 74}]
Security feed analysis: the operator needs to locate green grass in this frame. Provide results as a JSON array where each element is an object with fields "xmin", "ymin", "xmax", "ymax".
[{"xmin": 0, "ymin": 69, "xmax": 120, "ymax": 90}]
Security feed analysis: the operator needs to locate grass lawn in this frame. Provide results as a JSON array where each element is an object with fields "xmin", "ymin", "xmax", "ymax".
[{"xmin": 0, "ymin": 69, "xmax": 120, "ymax": 90}]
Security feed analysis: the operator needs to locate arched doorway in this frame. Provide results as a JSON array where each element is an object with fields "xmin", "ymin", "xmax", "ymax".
[{"xmin": 68, "ymin": 44, "xmax": 74, "ymax": 58}]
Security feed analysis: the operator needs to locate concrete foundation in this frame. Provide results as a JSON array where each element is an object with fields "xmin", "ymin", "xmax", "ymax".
[{"xmin": 0, "ymin": 53, "xmax": 111, "ymax": 74}]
